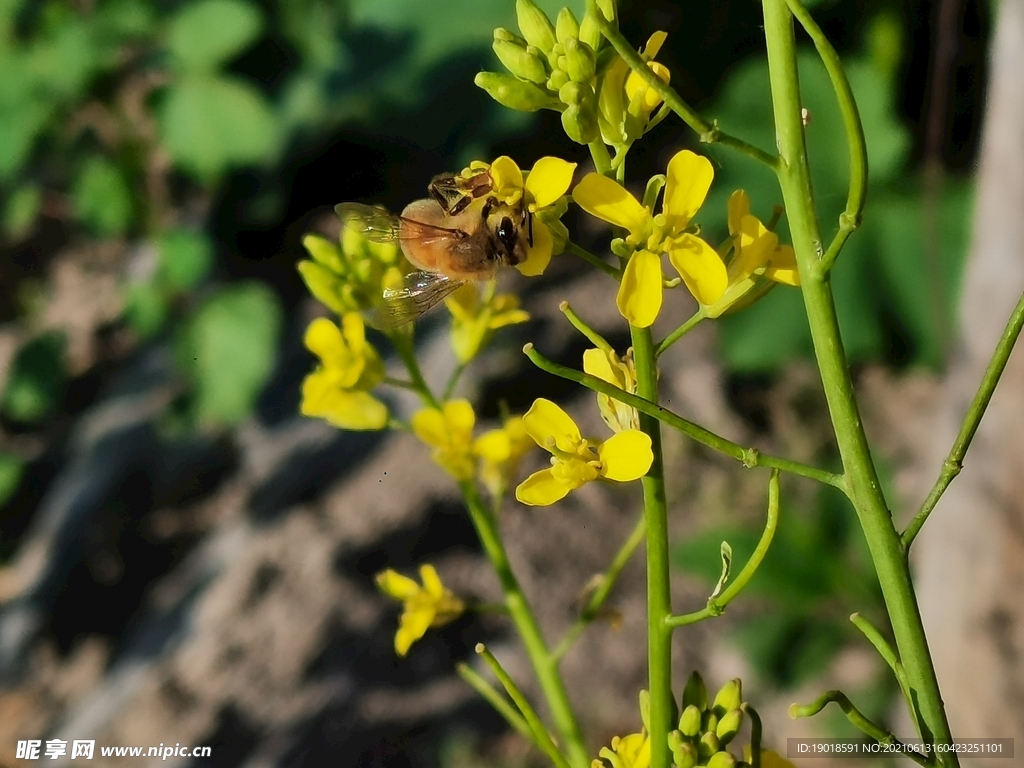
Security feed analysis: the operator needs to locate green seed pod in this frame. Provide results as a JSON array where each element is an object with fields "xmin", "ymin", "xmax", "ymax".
[
  {"xmin": 493, "ymin": 27, "xmax": 527, "ymax": 46},
  {"xmin": 547, "ymin": 68, "xmax": 570, "ymax": 92},
  {"xmin": 579, "ymin": 9, "xmax": 602, "ymax": 51},
  {"xmin": 707, "ymin": 751, "xmax": 737, "ymax": 768},
  {"xmin": 668, "ymin": 733, "xmax": 698, "ymax": 768},
  {"xmin": 492, "ymin": 39, "xmax": 548, "ymax": 83},
  {"xmin": 564, "ymin": 38, "xmax": 596, "ymax": 83},
  {"xmin": 475, "ymin": 72, "xmax": 559, "ymax": 112},
  {"xmin": 297, "ymin": 261, "xmax": 347, "ymax": 315},
  {"xmin": 712, "ymin": 679, "xmax": 743, "ymax": 716},
  {"xmin": 683, "ymin": 672, "xmax": 708, "ymax": 712},
  {"xmin": 516, "ymin": 0, "xmax": 556, "ymax": 54},
  {"xmin": 679, "ymin": 705, "xmax": 702, "ymax": 738},
  {"xmin": 716, "ymin": 709, "xmax": 744, "ymax": 745},
  {"xmin": 560, "ymin": 103, "xmax": 598, "ymax": 144},
  {"xmin": 555, "ymin": 7, "xmax": 580, "ymax": 45},
  {"xmin": 698, "ymin": 732, "xmax": 720, "ymax": 763}
]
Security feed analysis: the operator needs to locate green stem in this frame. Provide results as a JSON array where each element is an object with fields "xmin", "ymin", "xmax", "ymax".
[
  {"xmin": 552, "ymin": 513, "xmax": 646, "ymax": 663},
  {"xmin": 523, "ymin": 343, "xmax": 842, "ymax": 487},
  {"xmin": 666, "ymin": 470, "xmax": 780, "ymax": 628},
  {"xmin": 850, "ymin": 613, "xmax": 920, "ymax": 732},
  {"xmin": 903, "ymin": 287, "xmax": 1024, "ymax": 548},
  {"xmin": 476, "ymin": 645, "xmax": 574, "ymax": 768},
  {"xmin": 392, "ymin": 331, "xmax": 440, "ymax": 409},
  {"xmin": 760, "ymin": 1, "xmax": 957, "ymax": 763},
  {"xmin": 789, "ymin": 691, "xmax": 934, "ymax": 768},
  {"xmin": 456, "ymin": 662, "xmax": 535, "ymax": 746},
  {"xmin": 630, "ymin": 324, "xmax": 672, "ymax": 768},
  {"xmin": 460, "ymin": 482, "xmax": 589, "ymax": 768},
  {"xmin": 442, "ymin": 363, "xmax": 466, "ymax": 401},
  {"xmin": 566, "ymin": 241, "xmax": 621, "ymax": 279},
  {"xmin": 655, "ymin": 310, "xmax": 706, "ymax": 357},
  {"xmin": 588, "ymin": 140, "xmax": 613, "ymax": 176},
  {"xmin": 588, "ymin": 4, "xmax": 778, "ymax": 170},
  {"xmin": 384, "ymin": 376, "xmax": 418, "ymax": 391},
  {"xmin": 785, "ymin": 0, "xmax": 867, "ymax": 277},
  {"xmin": 561, "ymin": 301, "xmax": 614, "ymax": 352}
]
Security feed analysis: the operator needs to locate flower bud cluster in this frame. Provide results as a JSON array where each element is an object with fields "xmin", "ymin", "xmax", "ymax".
[
  {"xmin": 668, "ymin": 673, "xmax": 750, "ymax": 768},
  {"xmin": 297, "ymin": 220, "xmax": 404, "ymax": 317},
  {"xmin": 475, "ymin": 0, "xmax": 607, "ymax": 144}
]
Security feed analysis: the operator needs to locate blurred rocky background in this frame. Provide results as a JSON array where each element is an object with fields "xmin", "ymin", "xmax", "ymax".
[{"xmin": 0, "ymin": 0, "xmax": 1016, "ymax": 766}]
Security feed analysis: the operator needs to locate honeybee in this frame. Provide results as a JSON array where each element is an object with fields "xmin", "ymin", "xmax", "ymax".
[{"xmin": 336, "ymin": 171, "xmax": 533, "ymax": 328}]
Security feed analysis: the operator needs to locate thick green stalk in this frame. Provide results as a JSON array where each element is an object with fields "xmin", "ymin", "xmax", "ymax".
[
  {"xmin": 760, "ymin": 2, "xmax": 957, "ymax": 763},
  {"xmin": 459, "ymin": 482, "xmax": 589, "ymax": 768},
  {"xmin": 630, "ymin": 324, "xmax": 672, "ymax": 768}
]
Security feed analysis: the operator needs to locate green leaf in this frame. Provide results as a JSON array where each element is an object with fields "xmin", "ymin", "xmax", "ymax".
[
  {"xmin": 123, "ymin": 282, "xmax": 169, "ymax": 339},
  {"xmin": 2, "ymin": 331, "xmax": 67, "ymax": 423},
  {"xmin": 72, "ymin": 156, "xmax": 133, "ymax": 235},
  {"xmin": 2, "ymin": 183, "xmax": 41, "ymax": 239},
  {"xmin": 177, "ymin": 282, "xmax": 282, "ymax": 427},
  {"xmin": 0, "ymin": 452, "xmax": 24, "ymax": 509},
  {"xmin": 166, "ymin": 0, "xmax": 263, "ymax": 74},
  {"xmin": 0, "ymin": 101, "xmax": 50, "ymax": 181},
  {"xmin": 159, "ymin": 75, "xmax": 281, "ymax": 178},
  {"xmin": 158, "ymin": 228, "xmax": 214, "ymax": 291}
]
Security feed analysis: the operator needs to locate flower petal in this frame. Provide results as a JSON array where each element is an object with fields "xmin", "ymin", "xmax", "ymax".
[
  {"xmin": 668, "ymin": 234, "xmax": 728, "ymax": 306},
  {"xmin": 616, "ymin": 250, "xmax": 663, "ymax": 328},
  {"xmin": 376, "ymin": 569, "xmax": 420, "ymax": 600},
  {"xmin": 727, "ymin": 189, "xmax": 750, "ymax": 236},
  {"xmin": 573, "ymin": 174, "xmax": 650, "ymax": 237},
  {"xmin": 411, "ymin": 407, "xmax": 447, "ymax": 448},
  {"xmin": 474, "ymin": 429, "xmax": 512, "ymax": 462},
  {"xmin": 642, "ymin": 30, "xmax": 668, "ymax": 59},
  {"xmin": 443, "ymin": 399, "xmax": 476, "ymax": 437},
  {"xmin": 525, "ymin": 157, "xmax": 577, "ymax": 208},
  {"xmin": 341, "ymin": 311, "xmax": 367, "ymax": 352},
  {"xmin": 766, "ymin": 244, "xmax": 800, "ymax": 286},
  {"xmin": 304, "ymin": 317, "xmax": 344, "ymax": 363},
  {"xmin": 516, "ymin": 219, "xmax": 553, "ymax": 276},
  {"xmin": 731, "ymin": 214, "xmax": 778, "ymax": 282},
  {"xmin": 301, "ymin": 375, "xmax": 388, "ymax": 430},
  {"xmin": 664, "ymin": 150, "xmax": 714, "ymax": 231},
  {"xmin": 523, "ymin": 398, "xmax": 581, "ymax": 453},
  {"xmin": 395, "ymin": 604, "xmax": 434, "ymax": 656},
  {"xmin": 490, "ymin": 155, "xmax": 523, "ymax": 201},
  {"xmin": 419, "ymin": 564, "xmax": 444, "ymax": 599},
  {"xmin": 582, "ymin": 348, "xmax": 619, "ymax": 386},
  {"xmin": 599, "ymin": 430, "xmax": 653, "ymax": 481},
  {"xmin": 515, "ymin": 468, "xmax": 573, "ymax": 506}
]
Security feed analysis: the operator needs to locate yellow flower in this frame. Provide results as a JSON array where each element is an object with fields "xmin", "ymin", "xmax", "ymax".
[
  {"xmin": 300, "ymin": 314, "xmax": 388, "ymax": 430},
  {"xmin": 599, "ymin": 32, "xmax": 671, "ymax": 147},
  {"xmin": 486, "ymin": 155, "xmax": 577, "ymax": 276},
  {"xmin": 376, "ymin": 565, "xmax": 465, "ymax": 657},
  {"xmin": 412, "ymin": 400, "xmax": 478, "ymax": 481},
  {"xmin": 582, "ymin": 347, "xmax": 639, "ymax": 432},
  {"xmin": 445, "ymin": 281, "xmax": 530, "ymax": 363},
  {"xmin": 702, "ymin": 190, "xmax": 800, "ymax": 318},
  {"xmin": 515, "ymin": 398, "xmax": 653, "ymax": 506},
  {"xmin": 474, "ymin": 415, "xmax": 534, "ymax": 498},
  {"xmin": 573, "ymin": 150, "xmax": 727, "ymax": 327},
  {"xmin": 592, "ymin": 731, "xmax": 651, "ymax": 768}
]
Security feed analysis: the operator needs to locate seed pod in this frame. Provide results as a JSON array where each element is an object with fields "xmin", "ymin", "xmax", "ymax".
[
  {"xmin": 555, "ymin": 7, "xmax": 580, "ymax": 45},
  {"xmin": 716, "ymin": 709, "xmax": 744, "ymax": 745},
  {"xmin": 475, "ymin": 72, "xmax": 559, "ymax": 112},
  {"xmin": 564, "ymin": 38, "xmax": 596, "ymax": 83},
  {"xmin": 516, "ymin": 0, "xmax": 556, "ymax": 54},
  {"xmin": 493, "ymin": 39, "xmax": 548, "ymax": 83},
  {"xmin": 679, "ymin": 705, "xmax": 702, "ymax": 738}
]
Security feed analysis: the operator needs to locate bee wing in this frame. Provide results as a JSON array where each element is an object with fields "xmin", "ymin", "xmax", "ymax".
[
  {"xmin": 335, "ymin": 202, "xmax": 467, "ymax": 245},
  {"xmin": 368, "ymin": 271, "xmax": 465, "ymax": 330}
]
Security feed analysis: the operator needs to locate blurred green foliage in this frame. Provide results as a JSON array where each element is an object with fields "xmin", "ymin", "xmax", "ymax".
[{"xmin": 2, "ymin": 330, "xmax": 67, "ymax": 423}]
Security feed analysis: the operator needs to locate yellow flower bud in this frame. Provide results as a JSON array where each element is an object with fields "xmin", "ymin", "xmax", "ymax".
[
  {"xmin": 556, "ymin": 7, "xmax": 580, "ymax": 45},
  {"xmin": 698, "ymin": 732, "xmax": 720, "ymax": 762},
  {"xmin": 515, "ymin": 0, "xmax": 556, "ymax": 53},
  {"xmin": 579, "ymin": 8, "xmax": 603, "ymax": 51},
  {"xmin": 564, "ymin": 38, "xmax": 596, "ymax": 83},
  {"xmin": 706, "ymin": 752, "xmax": 736, "ymax": 768},
  {"xmin": 474, "ymin": 72, "xmax": 558, "ymax": 112},
  {"xmin": 302, "ymin": 233, "xmax": 345, "ymax": 274},
  {"xmin": 492, "ymin": 39, "xmax": 548, "ymax": 84},
  {"xmin": 716, "ymin": 709, "xmax": 743, "ymax": 745},
  {"xmin": 561, "ymin": 102, "xmax": 599, "ymax": 144},
  {"xmin": 668, "ymin": 735, "xmax": 697, "ymax": 768},
  {"xmin": 297, "ymin": 261, "xmax": 347, "ymax": 315},
  {"xmin": 712, "ymin": 679, "xmax": 743, "ymax": 715},
  {"xmin": 679, "ymin": 705, "xmax": 702, "ymax": 738},
  {"xmin": 547, "ymin": 68, "xmax": 570, "ymax": 92}
]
